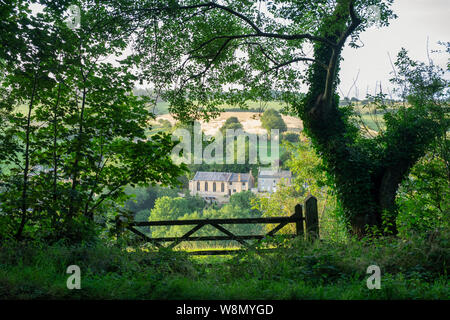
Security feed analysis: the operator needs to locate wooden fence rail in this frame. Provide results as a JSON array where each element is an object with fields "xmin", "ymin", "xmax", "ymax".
[{"xmin": 120, "ymin": 195, "xmax": 319, "ymax": 255}]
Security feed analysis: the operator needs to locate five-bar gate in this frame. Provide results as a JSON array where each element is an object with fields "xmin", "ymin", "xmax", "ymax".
[{"xmin": 121, "ymin": 195, "xmax": 319, "ymax": 255}]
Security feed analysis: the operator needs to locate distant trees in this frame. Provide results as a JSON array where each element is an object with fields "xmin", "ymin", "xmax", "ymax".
[
  {"xmin": 219, "ymin": 116, "xmax": 243, "ymax": 135},
  {"xmin": 124, "ymin": 185, "xmax": 180, "ymax": 214},
  {"xmin": 148, "ymin": 195, "xmax": 205, "ymax": 237},
  {"xmin": 260, "ymin": 109, "xmax": 287, "ymax": 134},
  {"xmin": 282, "ymin": 132, "xmax": 300, "ymax": 143},
  {"xmin": 146, "ymin": 191, "xmax": 262, "ymax": 239}
]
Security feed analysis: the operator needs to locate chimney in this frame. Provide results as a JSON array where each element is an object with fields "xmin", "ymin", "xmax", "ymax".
[{"xmin": 238, "ymin": 173, "xmax": 241, "ymax": 182}]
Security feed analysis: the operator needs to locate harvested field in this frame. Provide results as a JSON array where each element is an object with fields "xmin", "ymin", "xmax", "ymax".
[{"xmin": 156, "ymin": 112, "xmax": 303, "ymax": 136}]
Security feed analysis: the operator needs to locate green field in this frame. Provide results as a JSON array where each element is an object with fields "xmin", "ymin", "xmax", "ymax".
[{"xmin": 153, "ymin": 100, "xmax": 287, "ymax": 115}]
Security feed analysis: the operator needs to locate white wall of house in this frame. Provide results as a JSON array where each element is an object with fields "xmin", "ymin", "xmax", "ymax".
[{"xmin": 189, "ymin": 176, "xmax": 254, "ymax": 201}]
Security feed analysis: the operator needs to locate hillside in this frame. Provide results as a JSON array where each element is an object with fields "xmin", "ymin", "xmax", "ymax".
[{"xmin": 156, "ymin": 112, "xmax": 303, "ymax": 136}]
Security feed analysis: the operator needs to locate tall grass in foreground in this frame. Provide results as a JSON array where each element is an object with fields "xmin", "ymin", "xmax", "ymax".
[{"xmin": 0, "ymin": 231, "xmax": 448, "ymax": 299}]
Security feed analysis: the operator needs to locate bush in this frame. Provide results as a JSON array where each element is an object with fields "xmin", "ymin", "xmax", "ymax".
[
  {"xmin": 282, "ymin": 132, "xmax": 300, "ymax": 143},
  {"xmin": 396, "ymin": 149, "xmax": 449, "ymax": 237}
]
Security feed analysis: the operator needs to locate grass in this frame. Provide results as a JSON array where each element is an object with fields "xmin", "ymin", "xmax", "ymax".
[
  {"xmin": 153, "ymin": 101, "xmax": 288, "ymax": 115},
  {"xmin": 357, "ymin": 114, "xmax": 385, "ymax": 132},
  {"xmin": 0, "ymin": 231, "xmax": 448, "ymax": 300}
]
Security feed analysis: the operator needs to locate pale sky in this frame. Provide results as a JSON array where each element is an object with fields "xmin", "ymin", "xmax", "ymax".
[{"xmin": 339, "ymin": 0, "xmax": 449, "ymax": 99}]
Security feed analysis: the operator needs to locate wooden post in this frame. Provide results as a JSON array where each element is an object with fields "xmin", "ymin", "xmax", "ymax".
[
  {"xmin": 294, "ymin": 204, "xmax": 304, "ymax": 237},
  {"xmin": 304, "ymin": 195, "xmax": 319, "ymax": 240}
]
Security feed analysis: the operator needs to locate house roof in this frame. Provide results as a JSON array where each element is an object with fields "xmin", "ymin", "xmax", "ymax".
[
  {"xmin": 258, "ymin": 169, "xmax": 292, "ymax": 179},
  {"xmin": 192, "ymin": 171, "xmax": 252, "ymax": 182},
  {"xmin": 230, "ymin": 173, "xmax": 252, "ymax": 182}
]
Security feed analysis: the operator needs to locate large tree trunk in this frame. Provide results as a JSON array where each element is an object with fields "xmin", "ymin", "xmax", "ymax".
[
  {"xmin": 375, "ymin": 167, "xmax": 406, "ymax": 235},
  {"xmin": 297, "ymin": 0, "xmax": 401, "ymax": 237}
]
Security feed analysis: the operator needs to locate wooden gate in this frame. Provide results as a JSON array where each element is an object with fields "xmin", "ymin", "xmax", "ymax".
[{"xmin": 121, "ymin": 195, "xmax": 319, "ymax": 255}]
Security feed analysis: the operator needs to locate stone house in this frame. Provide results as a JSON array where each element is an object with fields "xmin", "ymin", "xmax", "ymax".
[
  {"xmin": 189, "ymin": 171, "xmax": 255, "ymax": 202},
  {"xmin": 257, "ymin": 168, "xmax": 292, "ymax": 193}
]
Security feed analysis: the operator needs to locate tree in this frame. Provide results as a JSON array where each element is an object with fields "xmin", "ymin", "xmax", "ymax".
[
  {"xmin": 149, "ymin": 195, "xmax": 204, "ymax": 237},
  {"xmin": 0, "ymin": 2, "xmax": 186, "ymax": 242},
  {"xmin": 219, "ymin": 116, "xmax": 243, "ymax": 135},
  {"xmin": 282, "ymin": 132, "xmax": 300, "ymax": 143},
  {"xmin": 260, "ymin": 109, "xmax": 287, "ymax": 134},
  {"xmin": 229, "ymin": 190, "xmax": 258, "ymax": 214},
  {"xmin": 115, "ymin": 0, "xmax": 448, "ymax": 236},
  {"xmin": 124, "ymin": 185, "xmax": 179, "ymax": 214}
]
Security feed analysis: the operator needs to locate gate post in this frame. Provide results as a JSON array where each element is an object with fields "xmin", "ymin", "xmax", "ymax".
[
  {"xmin": 304, "ymin": 195, "xmax": 319, "ymax": 240},
  {"xmin": 294, "ymin": 204, "xmax": 304, "ymax": 237}
]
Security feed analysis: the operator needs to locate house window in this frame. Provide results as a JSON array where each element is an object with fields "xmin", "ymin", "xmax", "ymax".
[
  {"xmin": 221, "ymin": 183, "xmax": 224, "ymax": 192},
  {"xmin": 205, "ymin": 182, "xmax": 208, "ymax": 191},
  {"xmin": 197, "ymin": 181, "xmax": 200, "ymax": 191},
  {"xmin": 213, "ymin": 182, "xmax": 216, "ymax": 192}
]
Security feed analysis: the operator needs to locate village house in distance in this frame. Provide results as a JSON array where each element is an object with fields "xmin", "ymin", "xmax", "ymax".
[
  {"xmin": 257, "ymin": 168, "xmax": 292, "ymax": 193},
  {"xmin": 189, "ymin": 171, "xmax": 255, "ymax": 203},
  {"xmin": 189, "ymin": 168, "xmax": 292, "ymax": 203}
]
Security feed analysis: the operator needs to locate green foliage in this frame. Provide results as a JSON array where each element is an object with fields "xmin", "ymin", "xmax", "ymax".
[
  {"xmin": 282, "ymin": 132, "xmax": 300, "ymax": 143},
  {"xmin": 396, "ymin": 146, "xmax": 450, "ymax": 237},
  {"xmin": 219, "ymin": 116, "xmax": 243, "ymax": 135},
  {"xmin": 116, "ymin": 0, "xmax": 396, "ymax": 122},
  {"xmin": 0, "ymin": 2, "xmax": 186, "ymax": 242},
  {"xmin": 253, "ymin": 184, "xmax": 303, "ymax": 235},
  {"xmin": 113, "ymin": 0, "xmax": 414, "ymax": 236},
  {"xmin": 0, "ymin": 241, "xmax": 195, "ymax": 299},
  {"xmin": 260, "ymin": 109, "xmax": 287, "ymax": 134},
  {"xmin": 181, "ymin": 120, "xmax": 280, "ymax": 175},
  {"xmin": 283, "ymin": 136, "xmax": 348, "ymax": 240},
  {"xmin": 299, "ymin": 41, "xmax": 448, "ymax": 235},
  {"xmin": 0, "ymin": 233, "xmax": 448, "ymax": 299},
  {"xmin": 138, "ymin": 191, "xmax": 262, "ymax": 243},
  {"xmin": 148, "ymin": 195, "xmax": 205, "ymax": 237},
  {"xmin": 229, "ymin": 190, "xmax": 258, "ymax": 213},
  {"xmin": 124, "ymin": 185, "xmax": 180, "ymax": 214}
]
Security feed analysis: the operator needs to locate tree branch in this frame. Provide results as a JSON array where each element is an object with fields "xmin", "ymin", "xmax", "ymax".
[
  {"xmin": 337, "ymin": 0, "xmax": 362, "ymax": 48},
  {"xmin": 263, "ymin": 57, "xmax": 327, "ymax": 75},
  {"xmin": 313, "ymin": 0, "xmax": 362, "ymax": 117},
  {"xmin": 141, "ymin": 2, "xmax": 337, "ymax": 47}
]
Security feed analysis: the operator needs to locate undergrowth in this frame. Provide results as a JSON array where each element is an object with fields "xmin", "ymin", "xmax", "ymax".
[{"xmin": 0, "ymin": 230, "xmax": 448, "ymax": 299}]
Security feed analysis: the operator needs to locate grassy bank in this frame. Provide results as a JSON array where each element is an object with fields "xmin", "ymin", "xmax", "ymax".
[{"xmin": 0, "ymin": 233, "xmax": 448, "ymax": 300}]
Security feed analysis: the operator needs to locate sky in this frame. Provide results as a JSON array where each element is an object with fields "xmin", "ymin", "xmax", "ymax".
[{"xmin": 339, "ymin": 0, "xmax": 449, "ymax": 99}]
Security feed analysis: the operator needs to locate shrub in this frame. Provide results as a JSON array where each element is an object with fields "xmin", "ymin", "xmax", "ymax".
[{"xmin": 282, "ymin": 132, "xmax": 300, "ymax": 143}]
